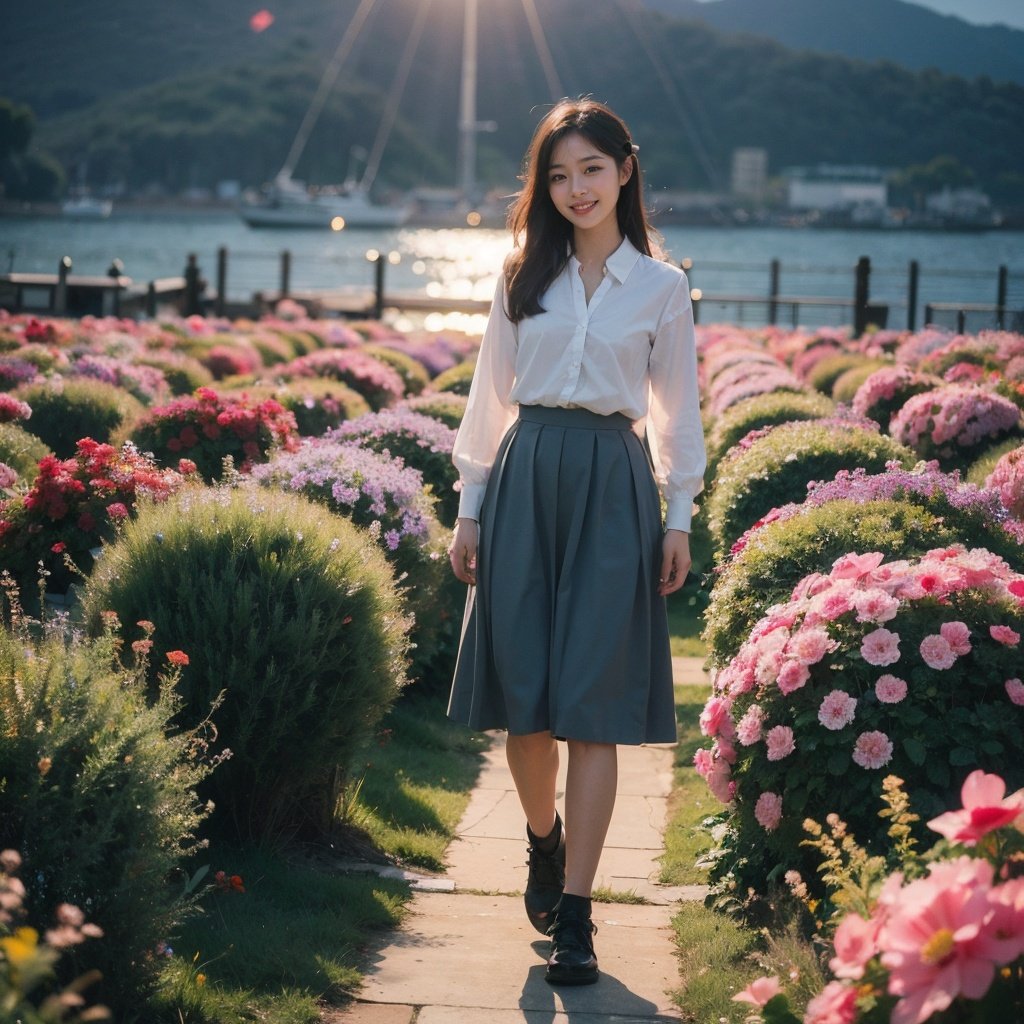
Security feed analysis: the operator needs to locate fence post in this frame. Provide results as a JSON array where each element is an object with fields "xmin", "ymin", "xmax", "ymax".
[
  {"xmin": 853, "ymin": 256, "xmax": 870, "ymax": 336},
  {"xmin": 373, "ymin": 251, "xmax": 385, "ymax": 320},
  {"xmin": 997, "ymin": 264, "xmax": 1008, "ymax": 330},
  {"xmin": 184, "ymin": 253, "xmax": 203, "ymax": 316},
  {"xmin": 957, "ymin": 309, "xmax": 966, "ymax": 334},
  {"xmin": 768, "ymin": 258, "xmax": 780, "ymax": 325},
  {"xmin": 907, "ymin": 259, "xmax": 919, "ymax": 332},
  {"xmin": 107, "ymin": 259, "xmax": 124, "ymax": 317},
  {"xmin": 146, "ymin": 281, "xmax": 157, "ymax": 318},
  {"xmin": 215, "ymin": 247, "xmax": 227, "ymax": 317},
  {"xmin": 280, "ymin": 249, "xmax": 292, "ymax": 298},
  {"xmin": 54, "ymin": 256, "xmax": 71, "ymax": 314},
  {"xmin": 924, "ymin": 302, "xmax": 933, "ymax": 325}
]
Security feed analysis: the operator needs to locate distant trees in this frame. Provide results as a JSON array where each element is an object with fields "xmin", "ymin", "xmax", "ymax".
[{"xmin": 0, "ymin": 98, "xmax": 65, "ymax": 201}]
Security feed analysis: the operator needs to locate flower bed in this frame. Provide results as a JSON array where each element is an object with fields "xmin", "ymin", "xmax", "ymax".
[
  {"xmin": 279, "ymin": 348, "xmax": 405, "ymax": 410},
  {"xmin": 851, "ymin": 366, "xmax": 944, "ymax": 431}
]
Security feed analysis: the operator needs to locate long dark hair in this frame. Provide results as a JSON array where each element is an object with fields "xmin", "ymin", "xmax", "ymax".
[{"xmin": 505, "ymin": 99, "xmax": 655, "ymax": 322}]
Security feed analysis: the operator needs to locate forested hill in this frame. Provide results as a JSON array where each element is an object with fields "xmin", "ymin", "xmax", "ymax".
[
  {"xmin": 3, "ymin": 0, "xmax": 1022, "ymax": 199},
  {"xmin": 644, "ymin": 0, "xmax": 1024, "ymax": 84}
]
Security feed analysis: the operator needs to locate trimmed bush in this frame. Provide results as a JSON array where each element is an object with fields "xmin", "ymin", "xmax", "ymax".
[
  {"xmin": 806, "ymin": 352, "xmax": 883, "ymax": 396},
  {"xmin": 82, "ymin": 485, "xmax": 410, "ymax": 840},
  {"xmin": 830, "ymin": 359, "xmax": 890, "ymax": 404},
  {"xmin": 222, "ymin": 379, "xmax": 370, "ymax": 438},
  {"xmin": 695, "ymin": 546, "xmax": 1024, "ymax": 904},
  {"xmin": 402, "ymin": 392, "xmax": 468, "ymax": 430},
  {"xmin": 329, "ymin": 409, "xmax": 460, "ymax": 527},
  {"xmin": 12, "ymin": 379, "xmax": 144, "ymax": 457},
  {"xmin": 135, "ymin": 352, "xmax": 214, "ymax": 395},
  {"xmin": 850, "ymin": 365, "xmax": 943, "ymax": 431},
  {"xmin": 0, "ymin": 421, "xmax": 50, "ymax": 481},
  {"xmin": 966, "ymin": 435, "xmax": 1024, "ymax": 486},
  {"xmin": 0, "ymin": 606, "xmax": 212, "ymax": 1013},
  {"xmin": 706, "ymin": 419, "xmax": 915, "ymax": 558},
  {"xmin": 984, "ymin": 442, "xmax": 1024, "ymax": 519},
  {"xmin": 364, "ymin": 343, "xmax": 431, "ymax": 396},
  {"xmin": 430, "ymin": 359, "xmax": 476, "ymax": 396},
  {"xmin": 70, "ymin": 353, "xmax": 170, "ymax": 406},
  {"xmin": 705, "ymin": 390, "xmax": 835, "ymax": 480},
  {"xmin": 280, "ymin": 349, "xmax": 405, "ymax": 410}
]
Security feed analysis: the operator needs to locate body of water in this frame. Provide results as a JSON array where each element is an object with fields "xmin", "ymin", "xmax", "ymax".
[{"xmin": 2, "ymin": 209, "xmax": 1022, "ymax": 333}]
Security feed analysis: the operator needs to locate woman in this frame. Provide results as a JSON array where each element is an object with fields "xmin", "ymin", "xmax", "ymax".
[{"xmin": 448, "ymin": 98, "xmax": 705, "ymax": 985}]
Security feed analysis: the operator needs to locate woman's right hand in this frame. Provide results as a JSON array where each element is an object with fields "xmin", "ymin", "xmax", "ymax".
[{"xmin": 449, "ymin": 517, "xmax": 479, "ymax": 585}]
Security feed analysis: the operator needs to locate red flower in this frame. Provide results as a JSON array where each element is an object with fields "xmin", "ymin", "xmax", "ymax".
[
  {"xmin": 78, "ymin": 511, "xmax": 97, "ymax": 532},
  {"xmin": 106, "ymin": 502, "xmax": 129, "ymax": 520},
  {"xmin": 51, "ymin": 541, "xmax": 67, "ymax": 553},
  {"xmin": 166, "ymin": 650, "xmax": 189, "ymax": 666},
  {"xmin": 214, "ymin": 870, "xmax": 245, "ymax": 893},
  {"xmin": 178, "ymin": 459, "xmax": 198, "ymax": 475}
]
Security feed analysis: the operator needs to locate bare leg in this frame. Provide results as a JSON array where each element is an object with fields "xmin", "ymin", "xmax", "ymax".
[
  {"xmin": 563, "ymin": 740, "xmax": 617, "ymax": 897},
  {"xmin": 505, "ymin": 731, "xmax": 559, "ymax": 839}
]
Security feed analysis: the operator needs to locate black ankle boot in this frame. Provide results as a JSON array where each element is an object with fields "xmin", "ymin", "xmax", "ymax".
[
  {"xmin": 545, "ymin": 893, "xmax": 598, "ymax": 985},
  {"xmin": 524, "ymin": 813, "xmax": 565, "ymax": 934}
]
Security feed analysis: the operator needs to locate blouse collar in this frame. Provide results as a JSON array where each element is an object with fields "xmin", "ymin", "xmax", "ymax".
[{"xmin": 568, "ymin": 236, "xmax": 643, "ymax": 284}]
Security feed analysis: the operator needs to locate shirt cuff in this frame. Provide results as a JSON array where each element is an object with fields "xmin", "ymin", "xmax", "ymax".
[
  {"xmin": 457, "ymin": 483, "xmax": 487, "ymax": 522},
  {"xmin": 664, "ymin": 498, "xmax": 694, "ymax": 533}
]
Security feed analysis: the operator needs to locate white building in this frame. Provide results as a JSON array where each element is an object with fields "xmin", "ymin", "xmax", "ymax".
[
  {"xmin": 785, "ymin": 164, "xmax": 888, "ymax": 212},
  {"xmin": 731, "ymin": 148, "xmax": 768, "ymax": 201}
]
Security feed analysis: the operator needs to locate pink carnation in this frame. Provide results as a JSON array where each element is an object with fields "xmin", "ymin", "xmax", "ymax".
[
  {"xmin": 1006, "ymin": 678, "xmax": 1024, "ymax": 705},
  {"xmin": 940, "ymin": 620, "xmax": 972, "ymax": 656},
  {"xmin": 754, "ymin": 791, "xmax": 783, "ymax": 831},
  {"xmin": 736, "ymin": 704, "xmax": 764, "ymax": 746},
  {"xmin": 765, "ymin": 724, "xmax": 796, "ymax": 761},
  {"xmin": 804, "ymin": 980, "xmax": 859, "ymax": 1024},
  {"xmin": 861, "ymin": 627, "xmax": 901, "ymax": 666},
  {"xmin": 989, "ymin": 624, "xmax": 1020, "ymax": 647},
  {"xmin": 875, "ymin": 674, "xmax": 908, "ymax": 704},
  {"xmin": 776, "ymin": 658, "xmax": 811, "ymax": 695},
  {"xmin": 920, "ymin": 633, "xmax": 957, "ymax": 670},
  {"xmin": 852, "ymin": 730, "xmax": 893, "ymax": 770},
  {"xmin": 818, "ymin": 690, "xmax": 858, "ymax": 731}
]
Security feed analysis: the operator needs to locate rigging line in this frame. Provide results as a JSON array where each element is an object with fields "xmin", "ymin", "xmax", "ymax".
[
  {"xmin": 519, "ymin": 0, "xmax": 565, "ymax": 100},
  {"xmin": 608, "ymin": 0, "xmax": 721, "ymax": 191},
  {"xmin": 278, "ymin": 0, "xmax": 381, "ymax": 181},
  {"xmin": 359, "ymin": 0, "xmax": 434, "ymax": 191}
]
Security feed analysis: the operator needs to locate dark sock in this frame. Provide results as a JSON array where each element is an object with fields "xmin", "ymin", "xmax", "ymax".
[
  {"xmin": 556, "ymin": 892, "xmax": 591, "ymax": 918},
  {"xmin": 527, "ymin": 812, "xmax": 562, "ymax": 855}
]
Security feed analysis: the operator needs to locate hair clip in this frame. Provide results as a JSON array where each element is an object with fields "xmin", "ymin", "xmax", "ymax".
[{"xmin": 624, "ymin": 142, "xmax": 639, "ymax": 156}]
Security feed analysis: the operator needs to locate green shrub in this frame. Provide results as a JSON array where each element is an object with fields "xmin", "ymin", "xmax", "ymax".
[
  {"xmin": 0, "ymin": 422, "xmax": 50, "ymax": 481},
  {"xmin": 431, "ymin": 360, "xmax": 476, "ymax": 396},
  {"xmin": 830, "ymin": 360, "xmax": 890, "ymax": 404},
  {"xmin": 135, "ymin": 353, "xmax": 214, "ymax": 396},
  {"xmin": 706, "ymin": 420, "xmax": 915, "ymax": 558},
  {"xmin": 966, "ymin": 434, "xmax": 1024, "ymax": 486},
  {"xmin": 364, "ymin": 344, "xmax": 431, "ymax": 397},
  {"xmin": 82, "ymin": 485, "xmax": 409, "ymax": 840},
  {"xmin": 704, "ymin": 391, "xmax": 835, "ymax": 481},
  {"xmin": 222, "ymin": 379, "xmax": 370, "ymax": 437},
  {"xmin": 805, "ymin": 352, "xmax": 876, "ymax": 396},
  {"xmin": 12, "ymin": 379, "xmax": 144, "ymax": 457},
  {"xmin": 402, "ymin": 392, "xmax": 468, "ymax": 430},
  {"xmin": 0, "ymin": 602, "xmax": 212, "ymax": 1014}
]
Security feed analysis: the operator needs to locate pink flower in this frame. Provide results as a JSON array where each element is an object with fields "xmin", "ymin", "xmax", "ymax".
[
  {"xmin": 765, "ymin": 724, "xmax": 795, "ymax": 761},
  {"xmin": 853, "ymin": 588, "xmax": 900, "ymax": 624},
  {"xmin": 788, "ymin": 625, "xmax": 834, "ymax": 664},
  {"xmin": 831, "ymin": 551, "xmax": 885, "ymax": 581},
  {"xmin": 706, "ymin": 753, "xmax": 733, "ymax": 805},
  {"xmin": 989, "ymin": 624, "xmax": 1020, "ymax": 647},
  {"xmin": 776, "ymin": 658, "xmax": 810, "ymax": 695},
  {"xmin": 940, "ymin": 620, "xmax": 972, "ymax": 656},
  {"xmin": 1006, "ymin": 678, "xmax": 1024, "ymax": 705},
  {"xmin": 736, "ymin": 704, "xmax": 764, "ymax": 746},
  {"xmin": 830, "ymin": 912, "xmax": 880, "ymax": 980},
  {"xmin": 852, "ymin": 730, "xmax": 893, "ymax": 770},
  {"xmin": 693, "ymin": 747, "xmax": 713, "ymax": 779},
  {"xmin": 928, "ymin": 769, "xmax": 1024, "ymax": 844},
  {"xmin": 754, "ymin": 791, "xmax": 783, "ymax": 831},
  {"xmin": 979, "ymin": 878, "xmax": 1024, "ymax": 965},
  {"xmin": 818, "ymin": 690, "xmax": 858, "ymax": 731},
  {"xmin": 818, "ymin": 589, "xmax": 853, "ymax": 620},
  {"xmin": 732, "ymin": 975, "xmax": 782, "ymax": 1007},
  {"xmin": 861, "ymin": 627, "xmax": 901, "ymax": 666},
  {"xmin": 106, "ymin": 501, "xmax": 129, "ymax": 520},
  {"xmin": 875, "ymin": 674, "xmax": 908, "ymax": 704},
  {"xmin": 919, "ymin": 634, "xmax": 957, "ymax": 670},
  {"xmin": 804, "ymin": 980, "xmax": 859, "ymax": 1024},
  {"xmin": 879, "ymin": 857, "xmax": 997, "ymax": 1024},
  {"xmin": 699, "ymin": 695, "xmax": 733, "ymax": 738}
]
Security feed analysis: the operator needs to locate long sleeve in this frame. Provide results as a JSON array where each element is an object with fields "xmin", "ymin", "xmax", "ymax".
[
  {"xmin": 452, "ymin": 276, "xmax": 519, "ymax": 521},
  {"xmin": 647, "ymin": 289, "xmax": 706, "ymax": 532}
]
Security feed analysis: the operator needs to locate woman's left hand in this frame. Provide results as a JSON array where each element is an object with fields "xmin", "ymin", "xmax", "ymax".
[{"xmin": 658, "ymin": 529, "xmax": 692, "ymax": 597}]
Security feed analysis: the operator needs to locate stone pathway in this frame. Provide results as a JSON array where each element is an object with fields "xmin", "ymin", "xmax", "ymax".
[{"xmin": 326, "ymin": 657, "xmax": 709, "ymax": 1024}]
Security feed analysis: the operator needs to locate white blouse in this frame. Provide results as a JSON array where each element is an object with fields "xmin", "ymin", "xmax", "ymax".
[{"xmin": 452, "ymin": 237, "xmax": 706, "ymax": 531}]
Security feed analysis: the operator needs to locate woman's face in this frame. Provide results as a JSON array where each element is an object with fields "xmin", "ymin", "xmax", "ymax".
[{"xmin": 546, "ymin": 131, "xmax": 631, "ymax": 238}]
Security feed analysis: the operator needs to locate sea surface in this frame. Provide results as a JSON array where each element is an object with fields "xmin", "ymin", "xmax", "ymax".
[{"xmin": 2, "ymin": 209, "xmax": 1022, "ymax": 333}]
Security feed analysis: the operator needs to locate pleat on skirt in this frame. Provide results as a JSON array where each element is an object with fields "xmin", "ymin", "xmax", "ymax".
[{"xmin": 447, "ymin": 404, "xmax": 677, "ymax": 745}]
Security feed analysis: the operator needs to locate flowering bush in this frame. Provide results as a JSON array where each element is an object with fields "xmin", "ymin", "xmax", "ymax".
[
  {"xmin": 402, "ymin": 392, "xmax": 468, "ymax": 430},
  {"xmin": 851, "ymin": 367, "xmax": 944, "ymax": 431},
  {"xmin": 328, "ymin": 408, "xmax": 460, "ymax": 526},
  {"xmin": 223, "ymin": 379, "xmax": 370, "ymax": 438},
  {"xmin": 734, "ymin": 772, "xmax": 1024, "ymax": 1024},
  {"xmin": 696, "ymin": 545, "xmax": 1024, "ymax": 905},
  {"xmin": 0, "ymin": 393, "xmax": 32, "ymax": 424},
  {"xmin": 0, "ymin": 355, "xmax": 41, "ymax": 389},
  {"xmin": 430, "ymin": 359, "xmax": 477, "ymax": 396},
  {"xmin": 0, "ymin": 438, "xmax": 191, "ymax": 599},
  {"xmin": 134, "ymin": 352, "xmax": 213, "ymax": 395},
  {"xmin": 69, "ymin": 353, "xmax": 170, "ymax": 405},
  {"xmin": 707, "ymin": 365, "xmax": 806, "ymax": 419},
  {"xmin": 706, "ymin": 420, "xmax": 915, "ymax": 558},
  {"xmin": 127, "ymin": 386, "xmax": 299, "ymax": 480},
  {"xmin": 888, "ymin": 384, "xmax": 1022, "ymax": 469},
  {"xmin": 364, "ymin": 343, "xmax": 431, "ymax": 396},
  {"xmin": 280, "ymin": 348, "xmax": 405, "ymax": 410},
  {"xmin": 806, "ymin": 354, "xmax": 888, "ymax": 398},
  {"xmin": 985, "ymin": 443, "xmax": 1024, "ymax": 519},
  {"xmin": 374, "ymin": 334, "xmax": 469, "ymax": 378}
]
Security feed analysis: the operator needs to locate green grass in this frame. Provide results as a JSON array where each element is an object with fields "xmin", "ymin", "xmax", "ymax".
[{"xmin": 148, "ymin": 690, "xmax": 488, "ymax": 1023}]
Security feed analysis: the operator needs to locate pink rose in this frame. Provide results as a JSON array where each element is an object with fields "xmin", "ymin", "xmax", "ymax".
[
  {"xmin": 940, "ymin": 620, "xmax": 972, "ymax": 656},
  {"xmin": 693, "ymin": 747, "xmax": 714, "ymax": 779},
  {"xmin": 804, "ymin": 980, "xmax": 859, "ymax": 1024},
  {"xmin": 853, "ymin": 589, "xmax": 900, "ymax": 624},
  {"xmin": 777, "ymin": 658, "xmax": 811, "ymax": 695},
  {"xmin": 990, "ymin": 624, "xmax": 1021, "ymax": 647},
  {"xmin": 818, "ymin": 590, "xmax": 853, "ymax": 620},
  {"xmin": 831, "ymin": 551, "xmax": 885, "ymax": 580},
  {"xmin": 706, "ymin": 754, "xmax": 733, "ymax": 805},
  {"xmin": 875, "ymin": 674, "xmax": 908, "ymax": 704},
  {"xmin": 920, "ymin": 634, "xmax": 957, "ymax": 670},
  {"xmin": 861, "ymin": 627, "xmax": 901, "ymax": 666},
  {"xmin": 765, "ymin": 724, "xmax": 796, "ymax": 761},
  {"xmin": 699, "ymin": 695, "xmax": 733, "ymax": 738},
  {"xmin": 818, "ymin": 690, "xmax": 857, "ymax": 731},
  {"xmin": 754, "ymin": 791, "xmax": 783, "ymax": 831},
  {"xmin": 736, "ymin": 704, "xmax": 764, "ymax": 746},
  {"xmin": 852, "ymin": 730, "xmax": 894, "ymax": 770},
  {"xmin": 1006, "ymin": 678, "xmax": 1024, "ymax": 706}
]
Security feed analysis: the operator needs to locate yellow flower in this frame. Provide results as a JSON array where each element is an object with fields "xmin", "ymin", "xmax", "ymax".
[{"xmin": 0, "ymin": 926, "xmax": 39, "ymax": 966}]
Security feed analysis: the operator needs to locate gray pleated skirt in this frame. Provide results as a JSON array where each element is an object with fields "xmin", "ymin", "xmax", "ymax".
[{"xmin": 447, "ymin": 404, "xmax": 677, "ymax": 744}]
